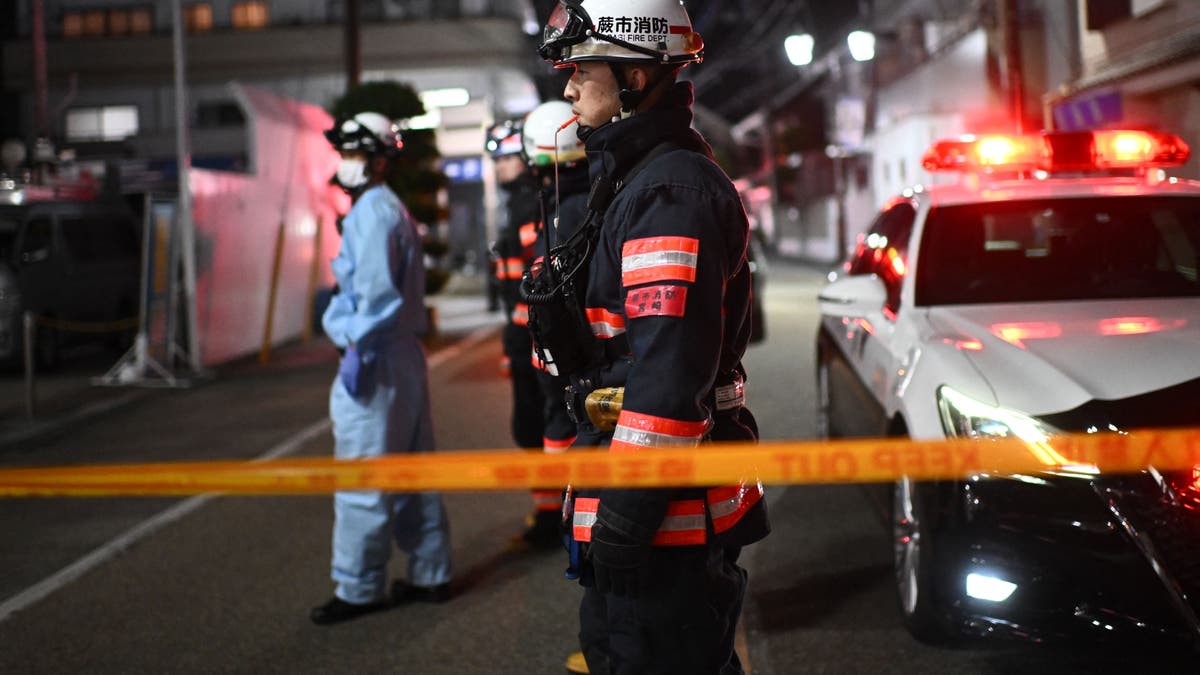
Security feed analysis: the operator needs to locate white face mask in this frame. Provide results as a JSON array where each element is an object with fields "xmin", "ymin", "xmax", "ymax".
[{"xmin": 336, "ymin": 158, "xmax": 368, "ymax": 189}]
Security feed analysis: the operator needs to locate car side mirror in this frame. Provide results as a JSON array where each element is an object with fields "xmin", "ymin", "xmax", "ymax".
[{"xmin": 817, "ymin": 274, "xmax": 887, "ymax": 318}]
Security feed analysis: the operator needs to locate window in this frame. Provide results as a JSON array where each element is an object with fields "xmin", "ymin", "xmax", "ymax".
[
  {"xmin": 108, "ymin": 8, "xmax": 130, "ymax": 35},
  {"xmin": 20, "ymin": 218, "xmax": 53, "ymax": 266},
  {"xmin": 63, "ymin": 12, "xmax": 84, "ymax": 38},
  {"xmin": 63, "ymin": 6, "xmax": 152, "ymax": 38},
  {"xmin": 231, "ymin": 1, "xmax": 269, "ymax": 30},
  {"xmin": 915, "ymin": 196, "xmax": 1200, "ymax": 306},
  {"xmin": 195, "ymin": 101, "xmax": 245, "ymax": 129},
  {"xmin": 129, "ymin": 7, "xmax": 153, "ymax": 34},
  {"xmin": 82, "ymin": 9, "xmax": 106, "ymax": 36},
  {"xmin": 849, "ymin": 202, "xmax": 916, "ymax": 317},
  {"xmin": 66, "ymin": 106, "xmax": 140, "ymax": 142},
  {"xmin": 185, "ymin": 3, "xmax": 213, "ymax": 33},
  {"xmin": 62, "ymin": 217, "xmax": 139, "ymax": 262}
]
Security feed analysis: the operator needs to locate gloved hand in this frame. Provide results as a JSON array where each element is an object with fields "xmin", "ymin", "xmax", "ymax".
[
  {"xmin": 338, "ymin": 345, "xmax": 363, "ymax": 396},
  {"xmin": 588, "ymin": 523, "xmax": 652, "ymax": 598}
]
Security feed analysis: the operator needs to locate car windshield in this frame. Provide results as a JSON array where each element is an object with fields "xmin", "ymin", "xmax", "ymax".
[{"xmin": 915, "ymin": 195, "xmax": 1200, "ymax": 305}]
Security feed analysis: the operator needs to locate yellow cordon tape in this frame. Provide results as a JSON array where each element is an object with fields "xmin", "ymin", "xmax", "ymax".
[{"xmin": 2, "ymin": 429, "xmax": 1200, "ymax": 497}]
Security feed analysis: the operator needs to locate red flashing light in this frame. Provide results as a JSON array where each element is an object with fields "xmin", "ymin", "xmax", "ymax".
[
  {"xmin": 922, "ymin": 130, "xmax": 1190, "ymax": 174},
  {"xmin": 1091, "ymin": 131, "xmax": 1189, "ymax": 168}
]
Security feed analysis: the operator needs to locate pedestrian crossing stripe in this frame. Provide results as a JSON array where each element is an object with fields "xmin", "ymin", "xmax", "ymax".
[{"xmin": 1, "ymin": 428, "xmax": 1198, "ymax": 497}]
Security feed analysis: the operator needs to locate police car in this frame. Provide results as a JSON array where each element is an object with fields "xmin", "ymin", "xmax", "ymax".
[{"xmin": 816, "ymin": 130, "xmax": 1200, "ymax": 645}]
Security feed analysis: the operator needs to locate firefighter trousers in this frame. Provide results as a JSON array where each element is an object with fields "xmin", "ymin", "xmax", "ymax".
[{"xmin": 579, "ymin": 544, "xmax": 747, "ymax": 675}]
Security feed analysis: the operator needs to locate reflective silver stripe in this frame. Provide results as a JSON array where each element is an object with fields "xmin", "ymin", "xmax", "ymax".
[
  {"xmin": 714, "ymin": 380, "xmax": 745, "ymax": 411},
  {"xmin": 659, "ymin": 513, "xmax": 705, "ymax": 532},
  {"xmin": 573, "ymin": 509, "xmax": 597, "ymax": 530},
  {"xmin": 612, "ymin": 425, "xmax": 702, "ymax": 449},
  {"xmin": 590, "ymin": 321, "xmax": 626, "ymax": 338},
  {"xmin": 708, "ymin": 492, "xmax": 741, "ymax": 520},
  {"xmin": 622, "ymin": 250, "xmax": 698, "ymax": 273},
  {"xmin": 538, "ymin": 348, "xmax": 559, "ymax": 377}
]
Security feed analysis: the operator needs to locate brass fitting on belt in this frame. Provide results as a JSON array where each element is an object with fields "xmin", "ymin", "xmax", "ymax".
[{"xmin": 583, "ymin": 387, "xmax": 624, "ymax": 431}]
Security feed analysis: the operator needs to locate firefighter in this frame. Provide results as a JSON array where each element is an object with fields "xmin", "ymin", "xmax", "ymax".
[
  {"xmin": 531, "ymin": 1, "xmax": 771, "ymax": 672},
  {"xmin": 518, "ymin": 100, "xmax": 593, "ymax": 551},
  {"xmin": 486, "ymin": 118, "xmax": 552, "ymax": 543}
]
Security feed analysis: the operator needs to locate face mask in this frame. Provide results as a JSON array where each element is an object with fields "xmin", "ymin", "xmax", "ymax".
[{"xmin": 336, "ymin": 158, "xmax": 368, "ymax": 190}]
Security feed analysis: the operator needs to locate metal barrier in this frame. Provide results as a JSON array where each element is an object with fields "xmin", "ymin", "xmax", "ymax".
[{"xmin": 19, "ymin": 310, "xmax": 139, "ymax": 421}]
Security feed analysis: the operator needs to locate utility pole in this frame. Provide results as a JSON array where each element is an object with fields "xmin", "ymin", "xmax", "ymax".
[
  {"xmin": 172, "ymin": 0, "xmax": 202, "ymax": 375},
  {"xmin": 1000, "ymin": 0, "xmax": 1025, "ymax": 132},
  {"xmin": 344, "ymin": 0, "xmax": 361, "ymax": 91},
  {"xmin": 31, "ymin": 0, "xmax": 48, "ymax": 139}
]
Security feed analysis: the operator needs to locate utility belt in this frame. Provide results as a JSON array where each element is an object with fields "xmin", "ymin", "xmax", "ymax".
[{"xmin": 564, "ymin": 370, "xmax": 747, "ymax": 431}]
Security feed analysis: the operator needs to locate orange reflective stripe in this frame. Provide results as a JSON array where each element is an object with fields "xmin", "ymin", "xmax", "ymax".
[
  {"xmin": 585, "ymin": 307, "xmax": 626, "ymax": 338},
  {"xmin": 519, "ymin": 222, "xmax": 539, "ymax": 247},
  {"xmin": 512, "ymin": 302, "xmax": 529, "ymax": 326},
  {"xmin": 707, "ymin": 480, "xmax": 764, "ymax": 534},
  {"xmin": 651, "ymin": 499, "xmax": 706, "ymax": 546},
  {"xmin": 496, "ymin": 258, "xmax": 525, "ymax": 280},
  {"xmin": 572, "ymin": 497, "xmax": 706, "ymax": 546},
  {"xmin": 532, "ymin": 489, "xmax": 563, "ymax": 511},
  {"xmin": 610, "ymin": 410, "xmax": 707, "ymax": 452},
  {"xmin": 573, "ymin": 497, "xmax": 599, "ymax": 542},
  {"xmin": 544, "ymin": 436, "xmax": 575, "ymax": 454},
  {"xmin": 621, "ymin": 236, "xmax": 699, "ymax": 286}
]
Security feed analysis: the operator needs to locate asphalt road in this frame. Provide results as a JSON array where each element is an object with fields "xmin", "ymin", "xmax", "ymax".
[{"xmin": 0, "ymin": 261, "xmax": 1197, "ymax": 673}]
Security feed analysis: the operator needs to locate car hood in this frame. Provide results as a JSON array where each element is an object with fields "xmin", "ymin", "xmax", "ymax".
[{"xmin": 925, "ymin": 298, "xmax": 1200, "ymax": 417}]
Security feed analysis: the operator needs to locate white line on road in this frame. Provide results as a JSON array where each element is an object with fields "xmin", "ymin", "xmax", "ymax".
[{"xmin": 0, "ymin": 324, "xmax": 500, "ymax": 624}]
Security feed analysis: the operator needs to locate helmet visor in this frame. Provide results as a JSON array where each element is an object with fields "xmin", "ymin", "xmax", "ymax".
[{"xmin": 538, "ymin": 1, "xmax": 591, "ymax": 62}]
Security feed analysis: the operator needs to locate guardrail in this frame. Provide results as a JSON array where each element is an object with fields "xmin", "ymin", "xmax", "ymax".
[{"xmin": 21, "ymin": 311, "xmax": 139, "ymax": 421}]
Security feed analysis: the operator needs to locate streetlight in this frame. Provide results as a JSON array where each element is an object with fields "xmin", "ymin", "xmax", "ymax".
[
  {"xmin": 784, "ymin": 33, "xmax": 814, "ymax": 67},
  {"xmin": 847, "ymin": 30, "xmax": 875, "ymax": 62}
]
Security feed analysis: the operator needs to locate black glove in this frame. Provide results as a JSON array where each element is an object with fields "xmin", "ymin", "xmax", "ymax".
[{"xmin": 588, "ymin": 523, "xmax": 652, "ymax": 598}]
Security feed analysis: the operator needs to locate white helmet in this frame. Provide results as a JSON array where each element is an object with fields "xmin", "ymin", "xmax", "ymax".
[
  {"xmin": 539, "ymin": 0, "xmax": 704, "ymax": 66},
  {"xmin": 522, "ymin": 101, "xmax": 586, "ymax": 169},
  {"xmin": 325, "ymin": 111, "xmax": 403, "ymax": 158}
]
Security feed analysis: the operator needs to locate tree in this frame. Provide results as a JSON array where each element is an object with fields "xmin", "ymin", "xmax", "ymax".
[{"xmin": 331, "ymin": 81, "xmax": 451, "ymax": 294}]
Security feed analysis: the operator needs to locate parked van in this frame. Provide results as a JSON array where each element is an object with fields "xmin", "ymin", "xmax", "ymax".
[{"xmin": 0, "ymin": 196, "xmax": 141, "ymax": 369}]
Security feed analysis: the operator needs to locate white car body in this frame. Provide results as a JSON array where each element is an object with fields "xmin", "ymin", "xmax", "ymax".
[{"xmin": 818, "ymin": 174, "xmax": 1200, "ymax": 441}]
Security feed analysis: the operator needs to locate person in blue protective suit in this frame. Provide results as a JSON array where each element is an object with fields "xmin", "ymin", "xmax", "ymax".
[
  {"xmin": 532, "ymin": 1, "xmax": 771, "ymax": 672},
  {"xmin": 310, "ymin": 111, "xmax": 453, "ymax": 626}
]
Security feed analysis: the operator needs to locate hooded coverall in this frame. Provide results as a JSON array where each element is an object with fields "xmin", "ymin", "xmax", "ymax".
[{"xmin": 322, "ymin": 183, "xmax": 452, "ymax": 604}]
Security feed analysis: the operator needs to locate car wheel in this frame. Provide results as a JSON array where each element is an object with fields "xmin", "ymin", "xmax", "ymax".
[{"xmin": 893, "ymin": 476, "xmax": 955, "ymax": 643}]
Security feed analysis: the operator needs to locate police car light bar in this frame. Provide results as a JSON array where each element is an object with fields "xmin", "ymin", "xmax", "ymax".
[{"xmin": 921, "ymin": 130, "xmax": 1190, "ymax": 173}]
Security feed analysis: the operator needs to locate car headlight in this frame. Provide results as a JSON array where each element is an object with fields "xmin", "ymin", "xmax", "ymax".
[
  {"xmin": 937, "ymin": 386, "xmax": 1057, "ymax": 443},
  {"xmin": 937, "ymin": 386, "xmax": 1096, "ymax": 473}
]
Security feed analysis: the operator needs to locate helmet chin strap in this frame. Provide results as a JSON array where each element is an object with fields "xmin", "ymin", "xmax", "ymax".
[{"xmin": 609, "ymin": 62, "xmax": 671, "ymax": 121}]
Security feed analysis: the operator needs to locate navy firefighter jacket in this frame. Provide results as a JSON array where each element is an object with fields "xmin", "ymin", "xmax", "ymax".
[
  {"xmin": 533, "ymin": 165, "xmax": 593, "ymax": 450},
  {"xmin": 571, "ymin": 82, "xmax": 770, "ymax": 550},
  {"xmin": 492, "ymin": 172, "xmax": 540, "ymax": 331}
]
